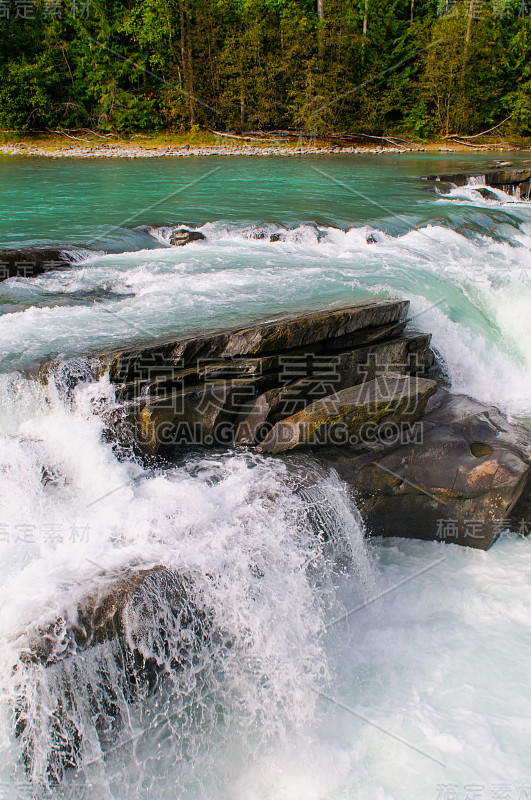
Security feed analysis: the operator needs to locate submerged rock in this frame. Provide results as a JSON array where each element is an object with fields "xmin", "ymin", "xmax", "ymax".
[
  {"xmin": 256, "ymin": 373, "xmax": 438, "ymax": 454},
  {"xmin": 20, "ymin": 566, "xmax": 205, "ymax": 668},
  {"xmin": 475, "ymin": 187, "xmax": 499, "ymax": 201},
  {"xmin": 16, "ymin": 566, "xmax": 209, "ymax": 784}
]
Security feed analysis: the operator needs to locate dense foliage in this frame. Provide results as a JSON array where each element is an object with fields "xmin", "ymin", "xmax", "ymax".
[{"xmin": 1, "ymin": 0, "xmax": 530, "ymax": 136}]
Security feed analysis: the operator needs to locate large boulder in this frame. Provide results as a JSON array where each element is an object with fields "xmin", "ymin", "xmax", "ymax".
[
  {"xmin": 256, "ymin": 373, "xmax": 438, "ymax": 455},
  {"xmin": 321, "ymin": 389, "xmax": 531, "ymax": 550}
]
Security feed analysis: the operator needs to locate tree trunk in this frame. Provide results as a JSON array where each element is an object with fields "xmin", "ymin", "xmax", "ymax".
[
  {"xmin": 179, "ymin": 0, "xmax": 187, "ymax": 104},
  {"xmin": 465, "ymin": 0, "xmax": 474, "ymax": 44},
  {"xmin": 317, "ymin": 0, "xmax": 323, "ymax": 20},
  {"xmin": 462, "ymin": 0, "xmax": 474, "ymax": 75},
  {"xmin": 410, "ymin": 0, "xmax": 414, "ymax": 25},
  {"xmin": 362, "ymin": 0, "xmax": 369, "ymax": 64},
  {"xmin": 185, "ymin": 0, "xmax": 195, "ymax": 126}
]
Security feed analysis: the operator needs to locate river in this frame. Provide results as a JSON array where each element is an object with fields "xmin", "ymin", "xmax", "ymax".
[{"xmin": 0, "ymin": 152, "xmax": 530, "ymax": 799}]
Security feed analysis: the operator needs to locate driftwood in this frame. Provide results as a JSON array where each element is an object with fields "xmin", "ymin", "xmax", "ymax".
[
  {"xmin": 443, "ymin": 114, "xmax": 515, "ymax": 142},
  {"xmin": 208, "ymin": 129, "xmax": 289, "ymax": 142}
]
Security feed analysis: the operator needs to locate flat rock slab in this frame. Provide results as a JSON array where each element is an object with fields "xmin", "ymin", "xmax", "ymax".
[
  {"xmin": 109, "ymin": 299, "xmax": 410, "ymax": 380},
  {"xmin": 256, "ymin": 373, "xmax": 438, "ymax": 454}
]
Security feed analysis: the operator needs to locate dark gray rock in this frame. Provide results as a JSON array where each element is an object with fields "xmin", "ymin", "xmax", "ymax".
[
  {"xmin": 168, "ymin": 228, "xmax": 206, "ymax": 246},
  {"xmin": 133, "ymin": 373, "xmax": 278, "ymax": 452},
  {"xmin": 108, "ymin": 299, "xmax": 410, "ymax": 382},
  {"xmin": 475, "ymin": 187, "xmax": 499, "ymax": 201},
  {"xmin": 235, "ymin": 334, "xmax": 434, "ymax": 445},
  {"xmin": 0, "ymin": 247, "xmax": 93, "ymax": 282}
]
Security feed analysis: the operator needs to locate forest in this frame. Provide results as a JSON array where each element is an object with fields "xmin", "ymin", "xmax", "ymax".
[{"xmin": 1, "ymin": 0, "xmax": 530, "ymax": 138}]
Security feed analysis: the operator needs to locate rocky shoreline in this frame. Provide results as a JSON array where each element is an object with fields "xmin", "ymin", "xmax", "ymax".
[{"xmin": 0, "ymin": 141, "xmax": 522, "ymax": 159}]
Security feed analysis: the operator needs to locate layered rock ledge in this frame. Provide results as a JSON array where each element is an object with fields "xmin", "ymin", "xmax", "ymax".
[
  {"xmin": 67, "ymin": 298, "xmax": 530, "ymax": 552},
  {"xmin": 422, "ymin": 166, "xmax": 531, "ymax": 199}
]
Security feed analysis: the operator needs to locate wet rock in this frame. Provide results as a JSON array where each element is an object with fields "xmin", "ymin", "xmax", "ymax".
[
  {"xmin": 134, "ymin": 374, "xmax": 278, "ymax": 453},
  {"xmin": 235, "ymin": 334, "xmax": 434, "ymax": 444},
  {"xmin": 475, "ymin": 187, "xmax": 499, "ymax": 201},
  {"xmin": 242, "ymin": 227, "xmax": 273, "ymax": 240},
  {"xmin": 0, "ymin": 246, "xmax": 93, "ymax": 283},
  {"xmin": 234, "ymin": 386, "xmax": 285, "ymax": 445},
  {"xmin": 108, "ymin": 300, "xmax": 410, "ymax": 381},
  {"xmin": 168, "ymin": 228, "xmax": 206, "ymax": 246},
  {"xmin": 323, "ymin": 389, "xmax": 531, "ymax": 550},
  {"xmin": 256, "ymin": 373, "xmax": 437, "ymax": 455},
  {"xmin": 16, "ymin": 567, "xmax": 209, "ymax": 783},
  {"xmin": 20, "ymin": 566, "xmax": 204, "ymax": 667}
]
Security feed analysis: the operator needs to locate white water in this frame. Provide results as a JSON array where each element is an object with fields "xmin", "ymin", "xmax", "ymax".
[
  {"xmin": 0, "ymin": 369, "xmax": 379, "ymax": 799},
  {"xmin": 0, "ymin": 166, "xmax": 530, "ymax": 799}
]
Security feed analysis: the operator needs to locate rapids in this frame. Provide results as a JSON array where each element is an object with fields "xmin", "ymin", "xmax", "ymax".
[{"xmin": 0, "ymin": 153, "xmax": 530, "ymax": 799}]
